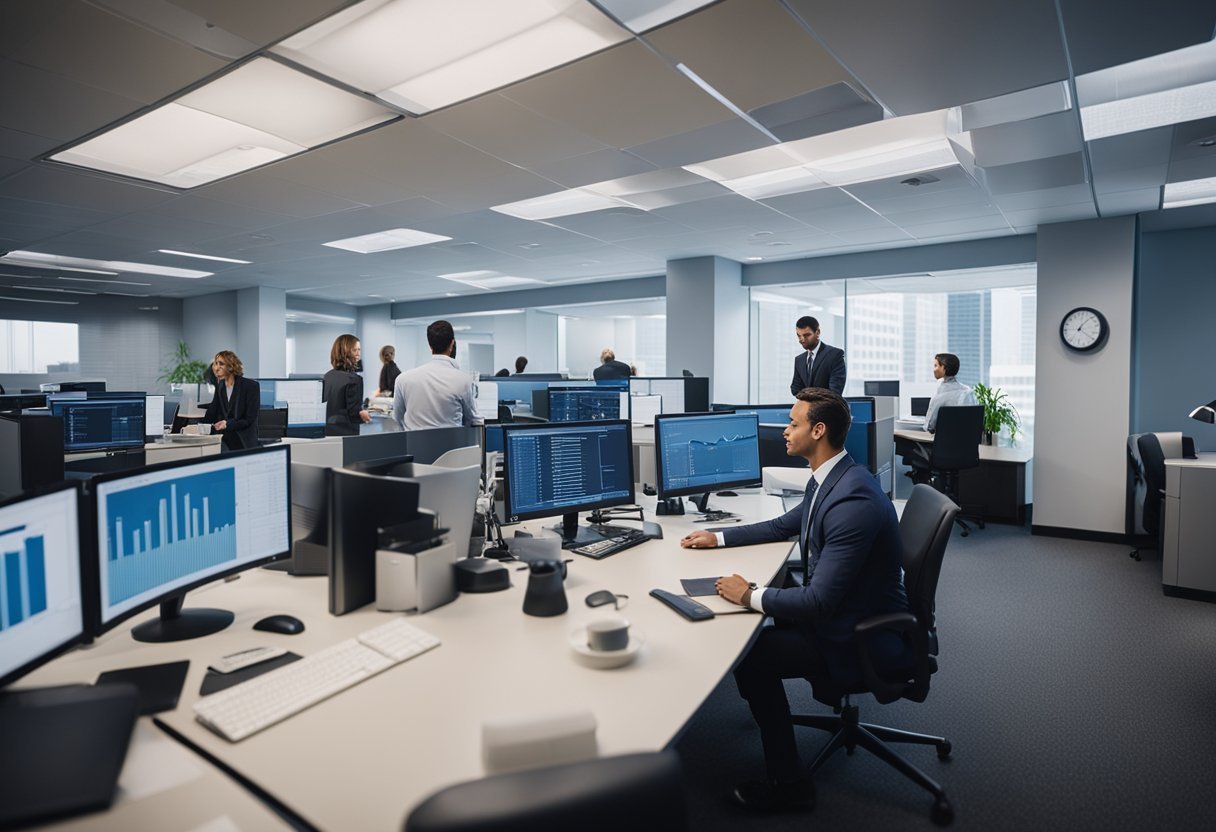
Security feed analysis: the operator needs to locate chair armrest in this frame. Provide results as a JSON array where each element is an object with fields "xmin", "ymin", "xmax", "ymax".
[{"xmin": 852, "ymin": 612, "xmax": 931, "ymax": 705}]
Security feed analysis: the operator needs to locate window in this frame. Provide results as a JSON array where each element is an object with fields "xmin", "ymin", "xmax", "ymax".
[
  {"xmin": 553, "ymin": 299, "xmax": 666, "ymax": 378},
  {"xmin": 0, "ymin": 320, "xmax": 80, "ymax": 374}
]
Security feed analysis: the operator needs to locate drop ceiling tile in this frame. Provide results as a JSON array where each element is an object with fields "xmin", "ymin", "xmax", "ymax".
[
  {"xmin": 842, "ymin": 166, "xmax": 977, "ymax": 204},
  {"xmin": 652, "ymin": 194, "xmax": 808, "ymax": 232},
  {"xmin": 979, "ymin": 153, "xmax": 1087, "ymax": 196},
  {"xmin": 1057, "ymin": 0, "xmax": 1216, "ymax": 75},
  {"xmin": 1167, "ymin": 118, "xmax": 1216, "ymax": 165},
  {"xmin": 423, "ymin": 93, "xmax": 609, "ymax": 168},
  {"xmin": 784, "ymin": 0, "xmax": 1068, "ymax": 115},
  {"xmin": 154, "ymin": 195, "xmax": 296, "ymax": 231},
  {"xmin": 0, "ymin": 58, "xmax": 142, "ymax": 141},
  {"xmin": 773, "ymin": 202, "xmax": 893, "ymax": 233},
  {"xmin": 199, "ymin": 171, "xmax": 365, "ymax": 218},
  {"xmin": 902, "ymin": 215, "xmax": 1014, "ymax": 239},
  {"xmin": 614, "ymin": 181, "xmax": 729, "ymax": 210},
  {"xmin": 884, "ymin": 202, "xmax": 1005, "ymax": 228},
  {"xmin": 167, "ymin": 0, "xmax": 352, "ymax": 48},
  {"xmin": 761, "ymin": 187, "xmax": 859, "ymax": 214},
  {"xmin": 1003, "ymin": 204, "xmax": 1097, "ymax": 227},
  {"xmin": 0, "ymin": 165, "xmax": 174, "ymax": 213},
  {"xmin": 1165, "ymin": 155, "xmax": 1216, "ymax": 185},
  {"xmin": 84, "ymin": 211, "xmax": 251, "ymax": 246},
  {"xmin": 528, "ymin": 148, "xmax": 656, "ymax": 189},
  {"xmin": 0, "ymin": 158, "xmax": 28, "ymax": 181},
  {"xmin": 625, "ymin": 117, "xmax": 773, "ymax": 168},
  {"xmin": 645, "ymin": 0, "xmax": 857, "ymax": 111},
  {"xmin": 501, "ymin": 41, "xmax": 733, "ymax": 148},
  {"xmin": 970, "ymin": 111, "xmax": 1082, "ymax": 168},
  {"xmin": 828, "ymin": 227, "xmax": 916, "ymax": 246},
  {"xmin": 0, "ymin": 126, "xmax": 60, "ymax": 161},
  {"xmin": 543, "ymin": 208, "xmax": 697, "ymax": 242},
  {"xmin": 750, "ymin": 84, "xmax": 883, "ymax": 142},
  {"xmin": 12, "ymin": 2, "xmax": 226, "ymax": 104},
  {"xmin": 25, "ymin": 229, "xmax": 163, "ymax": 260},
  {"xmin": 1092, "ymin": 164, "xmax": 1169, "ymax": 195},
  {"xmin": 1095, "ymin": 188, "xmax": 1161, "ymax": 215},
  {"xmin": 992, "ymin": 183, "xmax": 1094, "ymax": 211},
  {"xmin": 430, "ymin": 169, "xmax": 565, "ymax": 213}
]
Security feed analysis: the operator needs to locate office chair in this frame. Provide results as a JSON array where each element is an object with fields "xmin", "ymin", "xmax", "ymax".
[
  {"xmin": 511, "ymin": 414, "xmax": 548, "ymax": 424},
  {"xmin": 403, "ymin": 751, "xmax": 688, "ymax": 832},
  {"xmin": 257, "ymin": 407, "xmax": 288, "ymax": 443},
  {"xmin": 496, "ymin": 404, "xmax": 513, "ymax": 423},
  {"xmin": 432, "ymin": 445, "xmax": 481, "ymax": 469},
  {"xmin": 790, "ymin": 484, "xmax": 959, "ymax": 825},
  {"xmin": 1132, "ymin": 433, "xmax": 1167, "ymax": 561},
  {"xmin": 913, "ymin": 405, "xmax": 984, "ymax": 536},
  {"xmin": 681, "ymin": 369, "xmax": 693, "ymax": 377}
]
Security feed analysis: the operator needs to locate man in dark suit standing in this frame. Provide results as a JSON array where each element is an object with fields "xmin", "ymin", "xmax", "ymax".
[
  {"xmin": 681, "ymin": 389, "xmax": 910, "ymax": 812},
  {"xmin": 790, "ymin": 315, "xmax": 846, "ymax": 395},
  {"xmin": 204, "ymin": 350, "xmax": 260, "ymax": 452}
]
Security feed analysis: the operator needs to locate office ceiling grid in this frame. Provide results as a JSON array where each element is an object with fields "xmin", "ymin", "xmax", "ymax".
[{"xmin": 0, "ymin": 0, "xmax": 1215, "ymax": 306}]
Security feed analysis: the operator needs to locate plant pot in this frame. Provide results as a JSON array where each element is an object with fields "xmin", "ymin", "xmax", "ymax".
[{"xmin": 982, "ymin": 431, "xmax": 994, "ymax": 445}]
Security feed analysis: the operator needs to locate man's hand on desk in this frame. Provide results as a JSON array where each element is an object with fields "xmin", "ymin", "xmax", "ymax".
[
  {"xmin": 715, "ymin": 574, "xmax": 752, "ymax": 607},
  {"xmin": 680, "ymin": 530, "xmax": 718, "ymax": 549}
]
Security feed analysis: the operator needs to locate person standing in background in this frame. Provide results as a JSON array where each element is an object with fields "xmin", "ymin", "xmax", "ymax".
[
  {"xmin": 790, "ymin": 315, "xmax": 846, "ymax": 396},
  {"xmin": 205, "ymin": 350, "xmax": 260, "ymax": 452},
  {"xmin": 514, "ymin": 356, "xmax": 528, "ymax": 374},
  {"xmin": 377, "ymin": 345, "xmax": 401, "ymax": 397},
  {"xmin": 593, "ymin": 348, "xmax": 631, "ymax": 380},
  {"xmin": 323, "ymin": 334, "xmax": 371, "ymax": 436},
  {"xmin": 393, "ymin": 320, "xmax": 480, "ymax": 430}
]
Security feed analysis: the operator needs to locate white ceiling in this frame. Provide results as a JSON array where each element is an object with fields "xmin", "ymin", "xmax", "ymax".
[{"xmin": 1, "ymin": 0, "xmax": 1215, "ymax": 307}]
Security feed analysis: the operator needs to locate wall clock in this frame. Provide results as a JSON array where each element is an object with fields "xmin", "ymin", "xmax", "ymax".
[{"xmin": 1059, "ymin": 306, "xmax": 1108, "ymax": 352}]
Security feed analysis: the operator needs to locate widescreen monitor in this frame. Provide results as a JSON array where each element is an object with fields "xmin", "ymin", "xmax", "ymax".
[
  {"xmin": 547, "ymin": 386, "xmax": 625, "ymax": 422},
  {"xmin": 911, "ymin": 397, "xmax": 931, "ymax": 417},
  {"xmin": 483, "ymin": 424, "xmax": 505, "ymax": 456},
  {"xmin": 0, "ymin": 484, "xmax": 85, "ymax": 688},
  {"xmin": 50, "ymin": 398, "xmax": 146, "ymax": 453},
  {"xmin": 256, "ymin": 378, "xmax": 325, "ymax": 427},
  {"xmin": 712, "ymin": 403, "xmax": 793, "ymax": 425},
  {"xmin": 654, "ymin": 411, "xmax": 761, "ymax": 517},
  {"xmin": 630, "ymin": 394, "xmax": 662, "ymax": 426},
  {"xmin": 0, "ymin": 393, "xmax": 47, "ymax": 412},
  {"xmin": 864, "ymin": 380, "xmax": 900, "ymax": 397},
  {"xmin": 501, "ymin": 420, "xmax": 634, "ymax": 548},
  {"xmin": 91, "ymin": 444, "xmax": 291, "ymax": 642}
]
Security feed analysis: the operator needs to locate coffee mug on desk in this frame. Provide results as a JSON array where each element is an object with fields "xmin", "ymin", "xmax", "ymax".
[
  {"xmin": 198, "ymin": 424, "xmax": 212, "ymax": 435},
  {"xmin": 182, "ymin": 424, "xmax": 199, "ymax": 435},
  {"xmin": 522, "ymin": 559, "xmax": 567, "ymax": 617},
  {"xmin": 586, "ymin": 616, "xmax": 630, "ymax": 652}
]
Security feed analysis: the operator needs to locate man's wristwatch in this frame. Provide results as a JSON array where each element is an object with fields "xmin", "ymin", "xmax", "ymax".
[{"xmin": 741, "ymin": 588, "xmax": 752, "ymax": 608}]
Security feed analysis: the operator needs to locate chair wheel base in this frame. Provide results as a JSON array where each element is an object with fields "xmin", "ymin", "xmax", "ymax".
[
  {"xmin": 936, "ymin": 740, "xmax": 952, "ymax": 759},
  {"xmin": 932, "ymin": 796, "xmax": 954, "ymax": 826}
]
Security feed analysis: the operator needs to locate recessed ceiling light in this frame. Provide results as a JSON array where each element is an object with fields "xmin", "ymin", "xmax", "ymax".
[
  {"xmin": 158, "ymin": 249, "xmax": 252, "ymax": 264},
  {"xmin": 322, "ymin": 228, "xmax": 452, "ymax": 253},
  {"xmin": 4, "ymin": 264, "xmax": 119, "ymax": 275},
  {"xmin": 1162, "ymin": 175, "xmax": 1216, "ymax": 209},
  {"xmin": 492, "ymin": 188, "xmax": 627, "ymax": 220},
  {"xmin": 58, "ymin": 277, "xmax": 153, "ymax": 286},
  {"xmin": 14, "ymin": 285, "xmax": 96, "ymax": 295},
  {"xmin": 49, "ymin": 57, "xmax": 397, "ymax": 188},
  {"xmin": 0, "ymin": 250, "xmax": 211, "ymax": 278},
  {"xmin": 439, "ymin": 271, "xmax": 544, "ymax": 290},
  {"xmin": 272, "ymin": 0, "xmax": 629, "ymax": 114},
  {"xmin": 747, "ymin": 256, "xmax": 764, "ymax": 261},
  {"xmin": 0, "ymin": 295, "xmax": 79, "ymax": 305}
]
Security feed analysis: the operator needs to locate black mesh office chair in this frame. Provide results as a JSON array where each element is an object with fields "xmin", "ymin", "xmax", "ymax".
[
  {"xmin": 790, "ymin": 484, "xmax": 959, "ymax": 825},
  {"xmin": 403, "ymin": 751, "xmax": 688, "ymax": 832},
  {"xmin": 496, "ymin": 404, "xmax": 513, "ymax": 423},
  {"xmin": 1133, "ymin": 433, "xmax": 1167, "ymax": 561},
  {"xmin": 921, "ymin": 405, "xmax": 984, "ymax": 536},
  {"xmin": 681, "ymin": 369, "xmax": 694, "ymax": 377},
  {"xmin": 257, "ymin": 407, "xmax": 288, "ymax": 443}
]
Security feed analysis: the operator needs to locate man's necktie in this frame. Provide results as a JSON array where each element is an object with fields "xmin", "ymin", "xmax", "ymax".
[
  {"xmin": 799, "ymin": 476, "xmax": 819, "ymax": 576},
  {"xmin": 806, "ymin": 350, "xmax": 814, "ymax": 383}
]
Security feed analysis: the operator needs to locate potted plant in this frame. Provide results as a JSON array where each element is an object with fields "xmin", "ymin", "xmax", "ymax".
[
  {"xmin": 159, "ymin": 341, "xmax": 209, "ymax": 404},
  {"xmin": 973, "ymin": 382, "xmax": 1020, "ymax": 445}
]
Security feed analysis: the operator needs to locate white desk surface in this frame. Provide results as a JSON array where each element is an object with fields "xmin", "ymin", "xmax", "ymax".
[
  {"xmin": 22, "ymin": 493, "xmax": 790, "ymax": 831},
  {"xmin": 1164, "ymin": 452, "xmax": 1216, "ymax": 469},
  {"xmin": 894, "ymin": 428, "xmax": 1033, "ymax": 463}
]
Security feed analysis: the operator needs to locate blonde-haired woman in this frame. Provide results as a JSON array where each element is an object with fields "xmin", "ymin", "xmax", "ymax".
[
  {"xmin": 322, "ymin": 334, "xmax": 371, "ymax": 436},
  {"xmin": 376, "ymin": 344, "xmax": 400, "ymax": 397},
  {"xmin": 204, "ymin": 350, "xmax": 260, "ymax": 451}
]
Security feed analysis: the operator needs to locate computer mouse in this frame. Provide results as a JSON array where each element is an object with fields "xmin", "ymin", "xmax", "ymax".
[
  {"xmin": 715, "ymin": 490, "xmax": 739, "ymax": 497},
  {"xmin": 253, "ymin": 614, "xmax": 305, "ymax": 635}
]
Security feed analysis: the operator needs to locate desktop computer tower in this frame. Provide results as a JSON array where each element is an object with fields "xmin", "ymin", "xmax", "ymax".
[{"xmin": 0, "ymin": 414, "xmax": 65, "ymax": 499}]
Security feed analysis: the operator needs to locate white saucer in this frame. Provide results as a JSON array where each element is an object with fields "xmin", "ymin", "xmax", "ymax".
[{"xmin": 568, "ymin": 626, "xmax": 644, "ymax": 670}]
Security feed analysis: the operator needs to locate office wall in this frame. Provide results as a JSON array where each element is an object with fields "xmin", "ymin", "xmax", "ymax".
[
  {"xmin": 666, "ymin": 256, "xmax": 749, "ymax": 401},
  {"xmin": 236, "ymin": 286, "xmax": 287, "ymax": 378},
  {"xmin": 1033, "ymin": 216, "xmax": 1136, "ymax": 535},
  {"xmin": 0, "ymin": 295, "xmax": 183, "ymax": 394},
  {"xmin": 565, "ymin": 318, "xmax": 616, "ymax": 376},
  {"xmin": 182, "ymin": 293, "xmax": 238, "ymax": 368},
  {"xmin": 1135, "ymin": 225, "xmax": 1216, "ymax": 451},
  {"xmin": 289, "ymin": 322, "xmax": 350, "ymax": 375},
  {"xmin": 491, "ymin": 310, "xmax": 558, "ymax": 374}
]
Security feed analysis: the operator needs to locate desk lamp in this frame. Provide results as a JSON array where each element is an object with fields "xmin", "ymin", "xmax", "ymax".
[{"xmin": 1188, "ymin": 399, "xmax": 1216, "ymax": 424}]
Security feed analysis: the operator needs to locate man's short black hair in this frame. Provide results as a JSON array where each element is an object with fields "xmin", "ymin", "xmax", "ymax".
[
  {"xmin": 935, "ymin": 352, "xmax": 961, "ymax": 377},
  {"xmin": 795, "ymin": 315, "xmax": 820, "ymax": 331},
  {"xmin": 427, "ymin": 320, "xmax": 455, "ymax": 354},
  {"xmin": 794, "ymin": 388, "xmax": 851, "ymax": 448},
  {"xmin": 514, "ymin": 356, "xmax": 528, "ymax": 373}
]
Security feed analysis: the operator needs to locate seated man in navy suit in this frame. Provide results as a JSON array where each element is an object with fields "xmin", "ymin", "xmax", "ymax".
[{"xmin": 680, "ymin": 388, "xmax": 911, "ymax": 812}]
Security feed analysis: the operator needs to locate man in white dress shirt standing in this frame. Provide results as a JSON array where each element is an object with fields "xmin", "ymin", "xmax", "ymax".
[{"xmin": 393, "ymin": 320, "xmax": 481, "ymax": 430}]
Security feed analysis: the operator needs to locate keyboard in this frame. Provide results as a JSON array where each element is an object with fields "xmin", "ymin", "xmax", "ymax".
[
  {"xmin": 193, "ymin": 618, "xmax": 440, "ymax": 742},
  {"xmin": 571, "ymin": 528, "xmax": 648, "ymax": 559}
]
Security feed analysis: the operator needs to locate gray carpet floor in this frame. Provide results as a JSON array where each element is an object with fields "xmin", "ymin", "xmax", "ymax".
[{"xmin": 673, "ymin": 521, "xmax": 1216, "ymax": 831}]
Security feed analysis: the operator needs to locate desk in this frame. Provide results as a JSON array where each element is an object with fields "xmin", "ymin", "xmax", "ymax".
[
  {"xmin": 1163, "ymin": 453, "xmax": 1216, "ymax": 600},
  {"xmin": 894, "ymin": 429, "xmax": 1033, "ymax": 524},
  {"xmin": 22, "ymin": 493, "xmax": 790, "ymax": 830}
]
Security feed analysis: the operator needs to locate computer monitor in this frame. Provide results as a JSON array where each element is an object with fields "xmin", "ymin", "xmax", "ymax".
[
  {"xmin": 630, "ymin": 394, "xmax": 662, "ymax": 426},
  {"xmin": 654, "ymin": 411, "xmax": 761, "ymax": 517},
  {"xmin": 911, "ymin": 397, "xmax": 931, "ymax": 417},
  {"xmin": 501, "ymin": 420, "xmax": 635, "ymax": 548},
  {"xmin": 90, "ymin": 444, "xmax": 291, "ymax": 642},
  {"xmin": 864, "ymin": 380, "xmax": 900, "ymax": 397},
  {"xmin": 255, "ymin": 378, "xmax": 325, "ymax": 428},
  {"xmin": 483, "ymin": 424, "xmax": 505, "ymax": 456},
  {"xmin": 279, "ymin": 461, "xmax": 332, "ymax": 577},
  {"xmin": 547, "ymin": 386, "xmax": 625, "ymax": 422},
  {"xmin": 0, "ymin": 393, "xmax": 47, "ymax": 412},
  {"xmin": 758, "ymin": 424, "xmax": 807, "ymax": 469},
  {"xmin": 0, "ymin": 484, "xmax": 85, "ymax": 688},
  {"xmin": 50, "ymin": 398, "xmax": 146, "ymax": 453},
  {"xmin": 43, "ymin": 380, "xmax": 106, "ymax": 393},
  {"xmin": 145, "ymin": 394, "xmax": 165, "ymax": 441},
  {"xmin": 711, "ymin": 403, "xmax": 793, "ymax": 425}
]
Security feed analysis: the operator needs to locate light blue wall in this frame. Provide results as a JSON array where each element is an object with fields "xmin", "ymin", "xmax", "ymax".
[{"xmin": 1135, "ymin": 225, "xmax": 1216, "ymax": 452}]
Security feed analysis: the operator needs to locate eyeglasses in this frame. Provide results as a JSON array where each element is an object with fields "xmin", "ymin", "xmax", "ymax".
[{"xmin": 585, "ymin": 590, "xmax": 628, "ymax": 610}]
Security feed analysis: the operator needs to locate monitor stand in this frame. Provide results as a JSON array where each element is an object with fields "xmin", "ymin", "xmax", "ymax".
[
  {"xmin": 690, "ymin": 491, "xmax": 738, "ymax": 522},
  {"xmin": 131, "ymin": 594, "xmax": 234, "ymax": 643}
]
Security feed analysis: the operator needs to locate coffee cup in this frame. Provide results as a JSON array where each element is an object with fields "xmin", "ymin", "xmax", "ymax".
[
  {"xmin": 586, "ymin": 616, "xmax": 630, "ymax": 652},
  {"xmin": 198, "ymin": 424, "xmax": 212, "ymax": 435},
  {"xmin": 182, "ymin": 424, "xmax": 199, "ymax": 435}
]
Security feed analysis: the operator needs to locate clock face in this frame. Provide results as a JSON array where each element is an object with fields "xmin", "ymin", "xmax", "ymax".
[{"xmin": 1060, "ymin": 307, "xmax": 1108, "ymax": 352}]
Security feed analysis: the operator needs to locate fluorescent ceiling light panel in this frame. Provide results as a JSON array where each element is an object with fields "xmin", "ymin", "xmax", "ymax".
[
  {"xmin": 439, "ymin": 272, "xmax": 545, "ymax": 290},
  {"xmin": 0, "ymin": 295, "xmax": 79, "ymax": 305},
  {"xmin": 322, "ymin": 228, "xmax": 452, "ymax": 253},
  {"xmin": 14, "ymin": 286, "xmax": 96, "ymax": 295},
  {"xmin": 1, "ymin": 250, "xmax": 211, "ymax": 278},
  {"xmin": 1077, "ymin": 39, "xmax": 1216, "ymax": 140},
  {"xmin": 1163, "ymin": 175, "xmax": 1216, "ymax": 209},
  {"xmin": 158, "ymin": 249, "xmax": 252, "ymax": 264},
  {"xmin": 50, "ymin": 58, "xmax": 397, "ymax": 188},
  {"xmin": 273, "ymin": 0, "xmax": 629, "ymax": 115},
  {"xmin": 58, "ymin": 277, "xmax": 153, "ymax": 286},
  {"xmin": 491, "ymin": 188, "xmax": 628, "ymax": 220},
  {"xmin": 593, "ymin": 0, "xmax": 717, "ymax": 33}
]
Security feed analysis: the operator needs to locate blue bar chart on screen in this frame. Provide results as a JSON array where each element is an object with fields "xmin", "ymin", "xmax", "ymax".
[
  {"xmin": 103, "ymin": 468, "xmax": 237, "ymax": 603},
  {"xmin": 0, "ymin": 525, "xmax": 48, "ymax": 630}
]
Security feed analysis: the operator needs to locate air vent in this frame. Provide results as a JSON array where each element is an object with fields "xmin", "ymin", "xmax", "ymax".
[{"xmin": 901, "ymin": 174, "xmax": 941, "ymax": 187}]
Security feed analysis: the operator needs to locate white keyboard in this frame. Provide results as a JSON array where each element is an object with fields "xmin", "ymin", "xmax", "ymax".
[{"xmin": 194, "ymin": 618, "xmax": 440, "ymax": 741}]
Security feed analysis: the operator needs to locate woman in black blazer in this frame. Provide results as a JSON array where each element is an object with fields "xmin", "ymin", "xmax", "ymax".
[
  {"xmin": 376, "ymin": 344, "xmax": 401, "ymax": 397},
  {"xmin": 322, "ymin": 334, "xmax": 371, "ymax": 436},
  {"xmin": 204, "ymin": 350, "xmax": 260, "ymax": 452}
]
